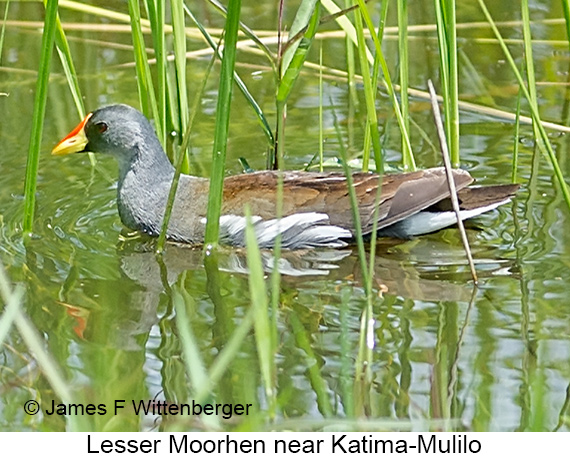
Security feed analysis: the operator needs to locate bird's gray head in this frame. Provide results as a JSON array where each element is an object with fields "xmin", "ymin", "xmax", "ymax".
[{"xmin": 52, "ymin": 104, "xmax": 165, "ymax": 171}]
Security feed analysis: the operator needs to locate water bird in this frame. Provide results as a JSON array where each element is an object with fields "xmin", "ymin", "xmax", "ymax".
[{"xmin": 52, "ymin": 104, "xmax": 518, "ymax": 249}]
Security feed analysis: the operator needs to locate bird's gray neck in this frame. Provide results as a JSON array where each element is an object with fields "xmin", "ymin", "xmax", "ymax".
[{"xmin": 117, "ymin": 138, "xmax": 175, "ymax": 185}]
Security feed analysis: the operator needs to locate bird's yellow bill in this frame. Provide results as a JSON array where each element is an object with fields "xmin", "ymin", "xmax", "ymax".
[{"xmin": 51, "ymin": 113, "xmax": 92, "ymax": 156}]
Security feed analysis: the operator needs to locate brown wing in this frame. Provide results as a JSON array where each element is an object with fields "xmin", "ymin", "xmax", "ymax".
[{"xmin": 222, "ymin": 167, "xmax": 474, "ymax": 234}]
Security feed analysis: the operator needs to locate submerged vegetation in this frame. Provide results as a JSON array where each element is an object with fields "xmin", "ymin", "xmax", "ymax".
[{"xmin": 0, "ymin": 0, "xmax": 569, "ymax": 431}]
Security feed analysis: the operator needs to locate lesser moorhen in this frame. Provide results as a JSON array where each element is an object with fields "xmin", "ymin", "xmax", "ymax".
[{"xmin": 52, "ymin": 104, "xmax": 518, "ymax": 248}]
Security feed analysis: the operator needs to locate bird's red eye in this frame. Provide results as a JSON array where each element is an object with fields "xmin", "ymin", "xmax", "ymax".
[{"xmin": 96, "ymin": 122, "xmax": 108, "ymax": 133}]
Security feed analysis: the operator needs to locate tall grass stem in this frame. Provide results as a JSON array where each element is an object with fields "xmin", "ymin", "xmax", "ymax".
[
  {"xmin": 204, "ymin": 0, "xmax": 242, "ymax": 247},
  {"xmin": 23, "ymin": 0, "xmax": 60, "ymax": 234}
]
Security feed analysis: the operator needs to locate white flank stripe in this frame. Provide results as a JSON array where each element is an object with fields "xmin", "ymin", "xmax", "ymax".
[
  {"xmin": 214, "ymin": 212, "xmax": 351, "ymax": 249},
  {"xmin": 390, "ymin": 199, "xmax": 510, "ymax": 237}
]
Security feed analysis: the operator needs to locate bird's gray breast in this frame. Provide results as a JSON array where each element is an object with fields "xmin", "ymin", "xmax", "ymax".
[{"xmin": 117, "ymin": 170, "xmax": 168, "ymax": 237}]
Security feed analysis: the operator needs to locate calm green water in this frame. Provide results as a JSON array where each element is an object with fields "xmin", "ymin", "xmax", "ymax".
[{"xmin": 1, "ymin": 1, "xmax": 569, "ymax": 431}]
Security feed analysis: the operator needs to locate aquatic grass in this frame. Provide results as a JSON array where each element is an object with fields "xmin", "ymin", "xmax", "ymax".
[
  {"xmin": 377, "ymin": 0, "xmax": 390, "ymax": 46},
  {"xmin": 0, "ymin": 1, "xmax": 9, "ymax": 66},
  {"xmin": 433, "ymin": 0, "xmax": 460, "ymax": 167},
  {"xmin": 173, "ymin": 287, "xmax": 209, "ymax": 392},
  {"xmin": 521, "ymin": 0, "xmax": 540, "ymax": 142},
  {"xmin": 477, "ymin": 0, "xmax": 570, "ymax": 211},
  {"xmin": 354, "ymin": 0, "xmax": 415, "ymax": 171},
  {"xmin": 321, "ymin": 0, "xmax": 372, "ymax": 62},
  {"xmin": 528, "ymin": 350, "xmax": 547, "ymax": 431},
  {"xmin": 127, "ymin": 0, "xmax": 162, "ymax": 143},
  {"xmin": 273, "ymin": 0, "xmax": 320, "ymax": 169},
  {"xmin": 343, "ymin": 0, "xmax": 358, "ymax": 110},
  {"xmin": 174, "ymin": 268, "xmax": 258, "ymax": 412},
  {"xmin": 353, "ymin": 296, "xmax": 374, "ymax": 417},
  {"xmin": 332, "ymin": 102, "xmax": 382, "ymax": 417},
  {"xmin": 563, "ymin": 0, "xmax": 570, "ymax": 53},
  {"xmin": 362, "ymin": 2, "xmax": 387, "ymax": 170},
  {"xmin": 200, "ymin": 305, "xmax": 255, "ymax": 401},
  {"xmin": 183, "ymin": 4, "xmax": 274, "ymax": 148},
  {"xmin": 0, "ymin": 262, "xmax": 88, "ymax": 431},
  {"xmin": 156, "ymin": 45, "xmax": 218, "ymax": 253},
  {"xmin": 512, "ymin": 87, "xmax": 522, "ymax": 183},
  {"xmin": 244, "ymin": 207, "xmax": 276, "ymax": 417},
  {"xmin": 217, "ymin": 43, "xmax": 570, "ymax": 136},
  {"xmin": 352, "ymin": 0, "xmax": 381, "ymax": 172},
  {"xmin": 319, "ymin": 44, "xmax": 324, "ymax": 171},
  {"xmin": 280, "ymin": 0, "xmax": 319, "ymax": 76},
  {"xmin": 173, "ymin": 285, "xmax": 220, "ymax": 430},
  {"xmin": 268, "ymin": 182, "xmax": 283, "ymax": 373},
  {"xmin": 15, "ymin": 309, "xmax": 89, "ymax": 431},
  {"xmin": 332, "ymin": 108, "xmax": 368, "ymax": 286},
  {"xmin": 204, "ymin": 0, "xmax": 242, "ymax": 247},
  {"xmin": 397, "ymin": 0, "xmax": 411, "ymax": 169},
  {"xmin": 206, "ymin": 0, "xmax": 275, "ymax": 69},
  {"xmin": 23, "ymin": 0, "xmax": 60, "ymax": 234},
  {"xmin": 53, "ymin": 8, "xmax": 84, "ymax": 119},
  {"xmin": 0, "ymin": 263, "xmax": 23, "ymax": 348},
  {"xmin": 288, "ymin": 310, "xmax": 333, "ymax": 417},
  {"xmin": 554, "ymin": 384, "xmax": 570, "ymax": 431},
  {"xmin": 171, "ymin": 0, "xmax": 190, "ymax": 172},
  {"xmin": 52, "ymin": 3, "xmax": 94, "ymax": 164},
  {"xmin": 339, "ymin": 288, "xmax": 354, "ymax": 417},
  {"xmin": 404, "ymin": 85, "xmax": 570, "ymax": 134},
  {"xmin": 145, "ymin": 0, "xmax": 166, "ymax": 147}
]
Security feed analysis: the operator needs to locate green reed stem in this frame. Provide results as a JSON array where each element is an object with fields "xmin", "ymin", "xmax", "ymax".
[
  {"xmin": 378, "ymin": 0, "xmax": 389, "ymax": 44},
  {"xmin": 332, "ymin": 105, "xmax": 369, "ymax": 288},
  {"xmin": 446, "ymin": 0, "xmax": 459, "ymax": 167},
  {"xmin": 289, "ymin": 311, "xmax": 333, "ymax": 417},
  {"xmin": 362, "ymin": 1, "xmax": 389, "ymax": 171},
  {"xmin": 512, "ymin": 87, "xmax": 522, "ymax": 183},
  {"xmin": 521, "ymin": 0, "xmax": 540, "ymax": 142},
  {"xmin": 206, "ymin": 0, "xmax": 276, "ymax": 69},
  {"xmin": 319, "ymin": 44, "xmax": 324, "ymax": 171},
  {"xmin": 156, "ymin": 48, "xmax": 217, "ymax": 253},
  {"xmin": 434, "ymin": 0, "xmax": 459, "ymax": 167},
  {"xmin": 562, "ymin": 0, "xmax": 570, "ymax": 54},
  {"xmin": 397, "ymin": 0, "xmax": 411, "ymax": 168},
  {"xmin": 171, "ymin": 0, "xmax": 190, "ymax": 173},
  {"xmin": 353, "ymin": 1, "xmax": 381, "ymax": 172},
  {"xmin": 355, "ymin": 0, "xmax": 414, "ymax": 171},
  {"xmin": 0, "ymin": 1, "xmax": 9, "ymax": 66},
  {"xmin": 281, "ymin": 0, "xmax": 319, "ymax": 74},
  {"xmin": 0, "ymin": 263, "xmax": 86, "ymax": 430},
  {"xmin": 23, "ymin": 0, "xmax": 59, "ymax": 234},
  {"xmin": 204, "ymin": 0, "xmax": 242, "ymax": 247},
  {"xmin": 145, "ymin": 0, "xmax": 166, "ymax": 147},
  {"xmin": 274, "ymin": 1, "xmax": 320, "ymax": 169},
  {"xmin": 0, "ymin": 264, "xmax": 23, "ymax": 347},
  {"xmin": 173, "ymin": 287, "xmax": 209, "ymax": 393},
  {"xmin": 127, "ymin": 0, "xmax": 162, "ymax": 143},
  {"xmin": 244, "ymin": 206, "xmax": 276, "ymax": 416},
  {"xmin": 53, "ymin": 10, "xmax": 84, "ymax": 119},
  {"xmin": 344, "ymin": 0, "xmax": 358, "ymax": 108},
  {"xmin": 173, "ymin": 285, "xmax": 221, "ymax": 429},
  {"xmin": 195, "ymin": 306, "xmax": 255, "ymax": 403},
  {"xmin": 268, "ymin": 173, "xmax": 283, "ymax": 374}
]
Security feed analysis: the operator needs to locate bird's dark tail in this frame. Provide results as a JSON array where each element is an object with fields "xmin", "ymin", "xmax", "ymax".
[{"xmin": 428, "ymin": 183, "xmax": 520, "ymax": 212}]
